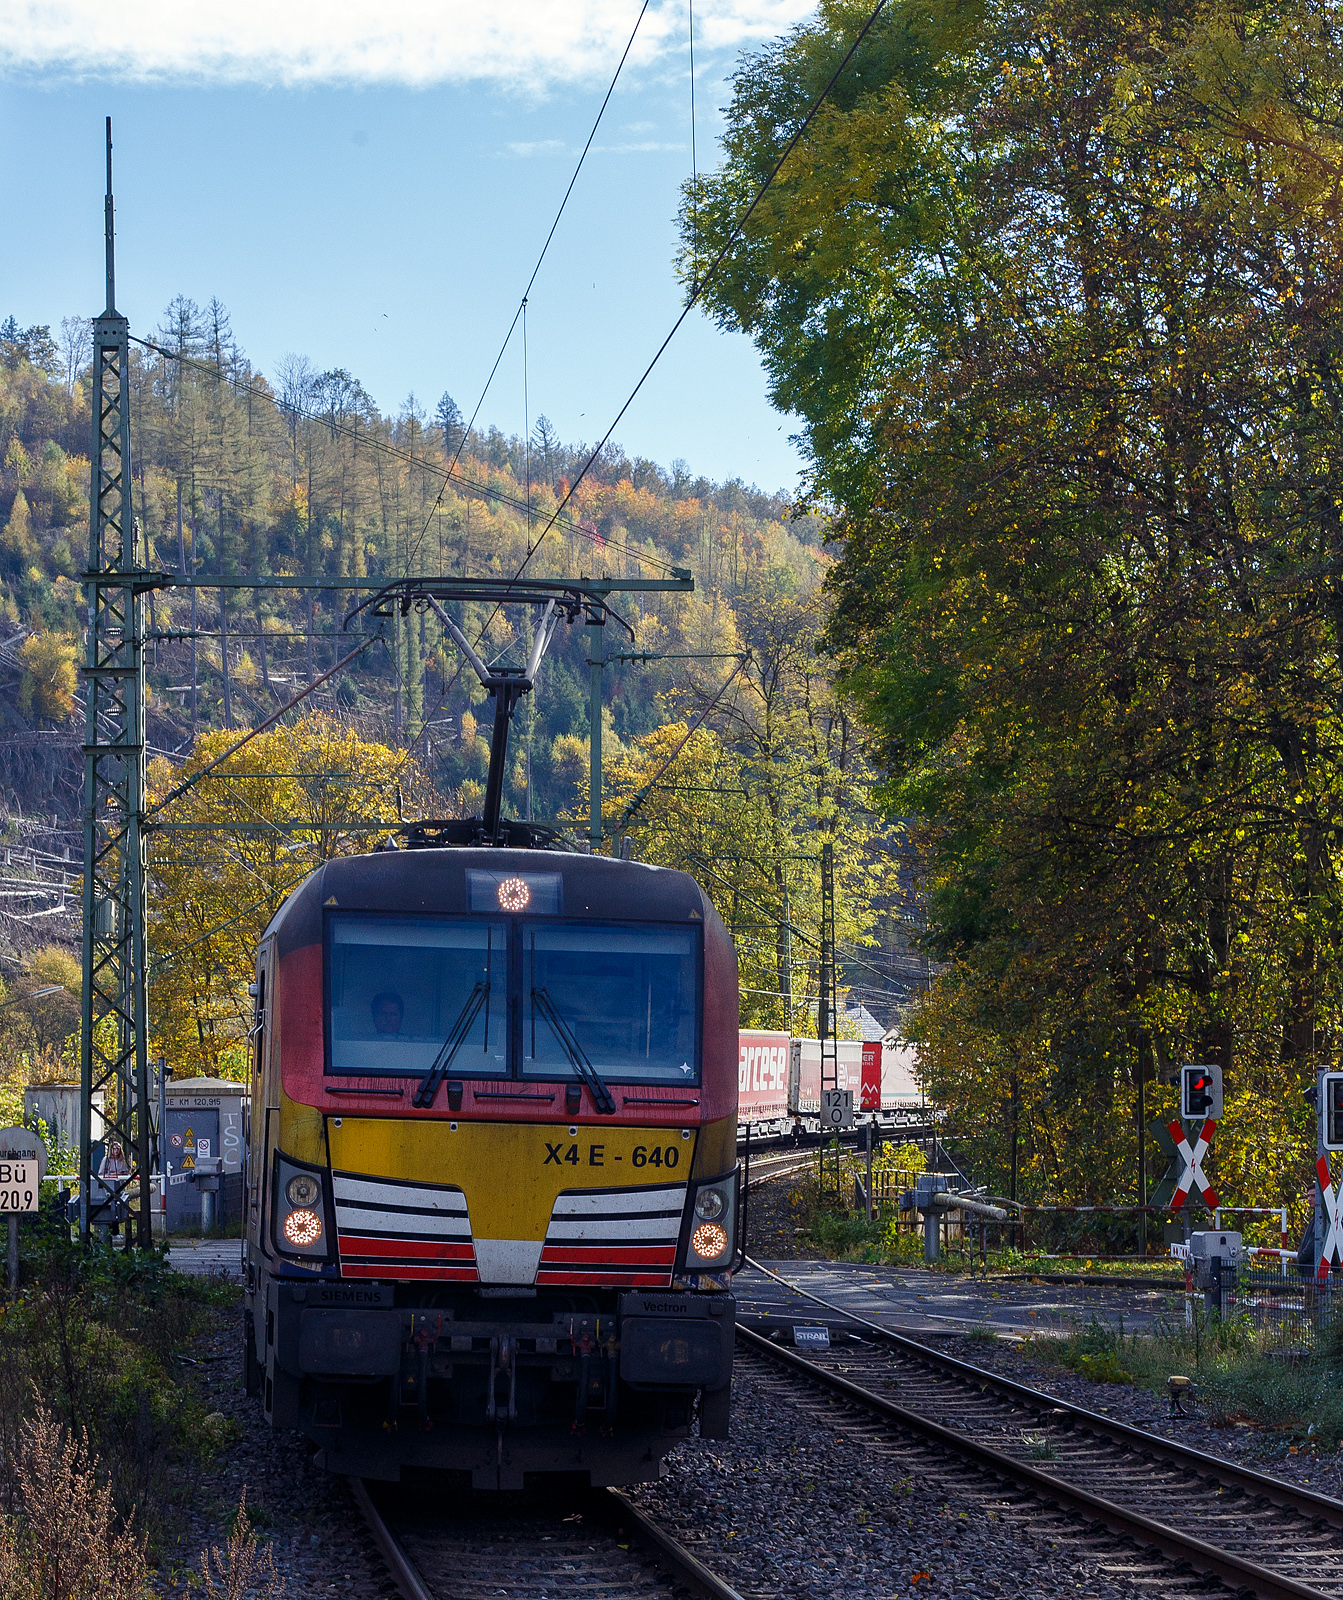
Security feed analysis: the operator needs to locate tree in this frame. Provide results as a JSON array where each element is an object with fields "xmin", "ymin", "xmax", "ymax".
[
  {"xmin": 0, "ymin": 947, "xmax": 81, "ymax": 1078},
  {"xmin": 146, "ymin": 714, "xmax": 436, "ymax": 1077},
  {"xmin": 0, "ymin": 321, "xmax": 59, "ymax": 376},
  {"xmin": 603, "ymin": 567, "xmax": 887, "ymax": 1032},
  {"xmin": 689, "ymin": 0, "xmax": 1343, "ymax": 1210},
  {"xmin": 1, "ymin": 490, "xmax": 38, "ymax": 572},
  {"xmin": 532, "ymin": 414, "xmax": 561, "ymax": 488},
  {"xmin": 18, "ymin": 633, "xmax": 77, "ymax": 723},
  {"xmin": 57, "ymin": 318, "xmax": 91, "ymax": 393},
  {"xmin": 436, "ymin": 391, "xmax": 465, "ymax": 455}
]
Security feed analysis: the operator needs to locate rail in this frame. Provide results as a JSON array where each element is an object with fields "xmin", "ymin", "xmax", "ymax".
[
  {"xmin": 738, "ymin": 1258, "xmax": 1343, "ymax": 1599},
  {"xmin": 354, "ymin": 1475, "xmax": 747, "ymax": 1600}
]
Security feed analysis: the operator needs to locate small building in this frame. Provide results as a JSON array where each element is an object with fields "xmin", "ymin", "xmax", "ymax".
[
  {"xmin": 841, "ymin": 1003, "xmax": 887, "ymax": 1043},
  {"xmin": 24, "ymin": 1083, "xmax": 107, "ymax": 1169},
  {"xmin": 162, "ymin": 1077, "xmax": 247, "ymax": 1232}
]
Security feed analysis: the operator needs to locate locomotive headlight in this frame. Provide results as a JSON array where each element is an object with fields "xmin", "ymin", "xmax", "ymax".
[
  {"xmin": 273, "ymin": 1153, "xmax": 332, "ymax": 1259},
  {"xmin": 286, "ymin": 1173, "xmax": 321, "ymax": 1207},
  {"xmin": 691, "ymin": 1222, "xmax": 729, "ymax": 1260},
  {"xmin": 682, "ymin": 1169, "xmax": 738, "ymax": 1269},
  {"xmin": 283, "ymin": 1208, "xmax": 323, "ymax": 1247}
]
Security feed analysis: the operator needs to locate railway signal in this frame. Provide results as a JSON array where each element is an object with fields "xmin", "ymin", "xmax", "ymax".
[
  {"xmin": 1180, "ymin": 1064, "xmax": 1223, "ymax": 1121},
  {"xmin": 1166, "ymin": 1118, "xmax": 1219, "ymax": 1212},
  {"xmin": 1319, "ymin": 1070, "xmax": 1343, "ymax": 1151}
]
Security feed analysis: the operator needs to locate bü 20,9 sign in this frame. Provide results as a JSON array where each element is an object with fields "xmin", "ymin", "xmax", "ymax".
[{"xmin": 0, "ymin": 1128, "xmax": 48, "ymax": 1214}]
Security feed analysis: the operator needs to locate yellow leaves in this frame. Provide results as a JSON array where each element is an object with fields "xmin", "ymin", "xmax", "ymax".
[
  {"xmin": 147, "ymin": 714, "xmax": 428, "ymax": 1076},
  {"xmin": 17, "ymin": 632, "xmax": 77, "ymax": 723}
]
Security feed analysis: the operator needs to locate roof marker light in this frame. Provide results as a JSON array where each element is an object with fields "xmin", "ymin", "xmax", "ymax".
[{"xmin": 497, "ymin": 876, "xmax": 531, "ymax": 911}]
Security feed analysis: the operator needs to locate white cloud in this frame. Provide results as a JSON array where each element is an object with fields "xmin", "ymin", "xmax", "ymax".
[
  {"xmin": 506, "ymin": 139, "xmax": 568, "ymax": 156},
  {"xmin": 0, "ymin": 0, "xmax": 816, "ymax": 89},
  {"xmin": 591, "ymin": 141, "xmax": 687, "ymax": 153}
]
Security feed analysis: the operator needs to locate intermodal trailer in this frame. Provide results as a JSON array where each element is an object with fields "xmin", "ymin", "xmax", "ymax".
[
  {"xmin": 736, "ymin": 1029, "xmax": 791, "ymax": 1128},
  {"xmin": 786, "ymin": 1037, "xmax": 923, "ymax": 1116}
]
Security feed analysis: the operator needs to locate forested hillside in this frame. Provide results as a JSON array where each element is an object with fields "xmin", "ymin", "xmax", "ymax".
[
  {"xmin": 0, "ymin": 301, "xmax": 920, "ymax": 1074},
  {"xmin": 0, "ymin": 299, "xmax": 810, "ymax": 819}
]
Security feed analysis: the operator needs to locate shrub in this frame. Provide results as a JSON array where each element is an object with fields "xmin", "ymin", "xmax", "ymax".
[
  {"xmin": 200, "ymin": 1490, "xmax": 284, "ymax": 1600},
  {"xmin": 0, "ymin": 1398, "xmax": 147, "ymax": 1600}
]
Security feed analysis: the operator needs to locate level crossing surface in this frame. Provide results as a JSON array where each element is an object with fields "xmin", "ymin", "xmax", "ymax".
[
  {"xmin": 735, "ymin": 1258, "xmax": 1175, "ymax": 1338},
  {"xmin": 164, "ymin": 1242, "xmax": 1178, "ymax": 1335}
]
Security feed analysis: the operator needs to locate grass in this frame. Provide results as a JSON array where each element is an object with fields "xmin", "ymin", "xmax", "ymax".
[
  {"xmin": 790, "ymin": 1193, "xmax": 1181, "ymax": 1278},
  {"xmin": 784, "ymin": 1168, "xmax": 1184, "ymax": 1276},
  {"xmin": 0, "ymin": 1216, "xmax": 242, "ymax": 1558},
  {"xmin": 1027, "ymin": 1308, "xmax": 1343, "ymax": 1452}
]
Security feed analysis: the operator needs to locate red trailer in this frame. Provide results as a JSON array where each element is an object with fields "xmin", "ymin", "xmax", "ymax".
[
  {"xmin": 786, "ymin": 1037, "xmax": 923, "ymax": 1119},
  {"xmin": 737, "ymin": 1030, "xmax": 791, "ymax": 1126}
]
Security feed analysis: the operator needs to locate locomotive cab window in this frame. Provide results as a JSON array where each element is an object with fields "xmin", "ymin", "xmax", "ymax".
[
  {"xmin": 523, "ymin": 921, "xmax": 700, "ymax": 1085},
  {"xmin": 326, "ymin": 913, "xmax": 508, "ymax": 1077}
]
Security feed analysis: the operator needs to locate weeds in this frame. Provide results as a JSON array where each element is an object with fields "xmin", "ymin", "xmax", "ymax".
[
  {"xmin": 1021, "ymin": 1432, "xmax": 1058, "ymax": 1460},
  {"xmin": 200, "ymin": 1490, "xmax": 285, "ymax": 1600},
  {"xmin": 0, "ymin": 1233, "xmax": 241, "ymax": 1555},
  {"xmin": 1075, "ymin": 1352, "xmax": 1134, "ymax": 1384},
  {"xmin": 0, "ymin": 1398, "xmax": 148, "ymax": 1600},
  {"xmin": 1027, "ymin": 1303, "xmax": 1343, "ymax": 1445}
]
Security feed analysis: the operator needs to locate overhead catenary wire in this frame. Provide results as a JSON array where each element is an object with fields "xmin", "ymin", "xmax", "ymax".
[
  {"xmin": 610, "ymin": 655, "xmax": 750, "ymax": 834},
  {"xmin": 132, "ymin": 3, "xmax": 678, "ymax": 782},
  {"xmin": 688, "ymin": 0, "xmax": 698, "ymax": 287},
  {"xmin": 145, "ymin": 637, "xmax": 377, "ymax": 821},
  {"xmin": 406, "ymin": 0, "xmax": 656, "ymax": 571},
  {"xmin": 128, "ymin": 333, "xmax": 683, "ymax": 578},
  {"xmin": 142, "ymin": 6, "xmax": 888, "ymax": 842},
  {"xmin": 504, "ymin": 0, "xmax": 891, "ymax": 590}
]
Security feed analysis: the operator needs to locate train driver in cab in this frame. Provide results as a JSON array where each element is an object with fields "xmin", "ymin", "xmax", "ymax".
[{"xmin": 371, "ymin": 991, "xmax": 404, "ymax": 1036}]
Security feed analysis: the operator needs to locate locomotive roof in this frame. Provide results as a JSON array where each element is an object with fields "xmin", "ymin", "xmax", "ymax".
[{"xmin": 264, "ymin": 848, "xmax": 716, "ymax": 957}]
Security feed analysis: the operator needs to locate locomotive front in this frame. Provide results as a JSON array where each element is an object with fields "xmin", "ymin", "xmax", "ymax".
[{"xmin": 242, "ymin": 844, "xmax": 739, "ymax": 1488}]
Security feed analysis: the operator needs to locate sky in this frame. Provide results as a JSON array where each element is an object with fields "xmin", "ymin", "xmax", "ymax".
[{"xmin": 0, "ymin": 0, "xmax": 814, "ymax": 492}]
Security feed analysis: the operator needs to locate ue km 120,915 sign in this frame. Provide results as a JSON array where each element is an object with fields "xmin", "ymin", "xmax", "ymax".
[{"xmin": 0, "ymin": 1128, "xmax": 48, "ymax": 1214}]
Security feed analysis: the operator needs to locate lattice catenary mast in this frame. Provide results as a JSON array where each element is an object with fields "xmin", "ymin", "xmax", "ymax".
[{"xmin": 79, "ymin": 118, "xmax": 157, "ymax": 1244}]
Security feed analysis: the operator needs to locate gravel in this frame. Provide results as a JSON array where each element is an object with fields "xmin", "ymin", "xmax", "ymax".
[
  {"xmin": 628, "ymin": 1354, "xmax": 1195, "ymax": 1599},
  {"xmin": 153, "ymin": 1282, "xmax": 1289, "ymax": 1600},
  {"xmin": 744, "ymin": 1165, "xmax": 818, "ymax": 1259},
  {"xmin": 925, "ymin": 1329, "xmax": 1343, "ymax": 1501},
  {"xmin": 150, "ymin": 1299, "xmax": 397, "ymax": 1599}
]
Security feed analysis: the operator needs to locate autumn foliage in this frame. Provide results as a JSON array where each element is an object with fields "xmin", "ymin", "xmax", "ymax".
[{"xmin": 694, "ymin": 0, "xmax": 1343, "ymax": 1220}]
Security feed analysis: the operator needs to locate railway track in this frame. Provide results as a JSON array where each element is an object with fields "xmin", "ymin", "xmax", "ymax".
[
  {"xmin": 744, "ymin": 1149, "xmax": 816, "ymax": 1188},
  {"xmin": 740, "ymin": 1260, "xmax": 1343, "ymax": 1599},
  {"xmin": 354, "ymin": 1475, "xmax": 750, "ymax": 1600}
]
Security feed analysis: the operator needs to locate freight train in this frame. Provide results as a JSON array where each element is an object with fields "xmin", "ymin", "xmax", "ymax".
[
  {"xmin": 737, "ymin": 1030, "xmax": 924, "ymax": 1132},
  {"xmin": 242, "ymin": 834, "xmax": 740, "ymax": 1489}
]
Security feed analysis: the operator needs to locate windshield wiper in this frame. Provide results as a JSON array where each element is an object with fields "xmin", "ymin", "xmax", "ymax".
[
  {"xmin": 531, "ymin": 988, "xmax": 617, "ymax": 1115},
  {"xmin": 412, "ymin": 981, "xmax": 488, "ymax": 1108}
]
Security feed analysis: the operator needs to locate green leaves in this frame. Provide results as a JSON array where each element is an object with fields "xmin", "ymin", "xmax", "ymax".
[{"xmin": 697, "ymin": 0, "xmax": 1343, "ymax": 1208}]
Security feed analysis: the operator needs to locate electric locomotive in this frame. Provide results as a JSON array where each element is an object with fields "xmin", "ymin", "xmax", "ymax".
[{"xmin": 242, "ymin": 826, "xmax": 739, "ymax": 1488}]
